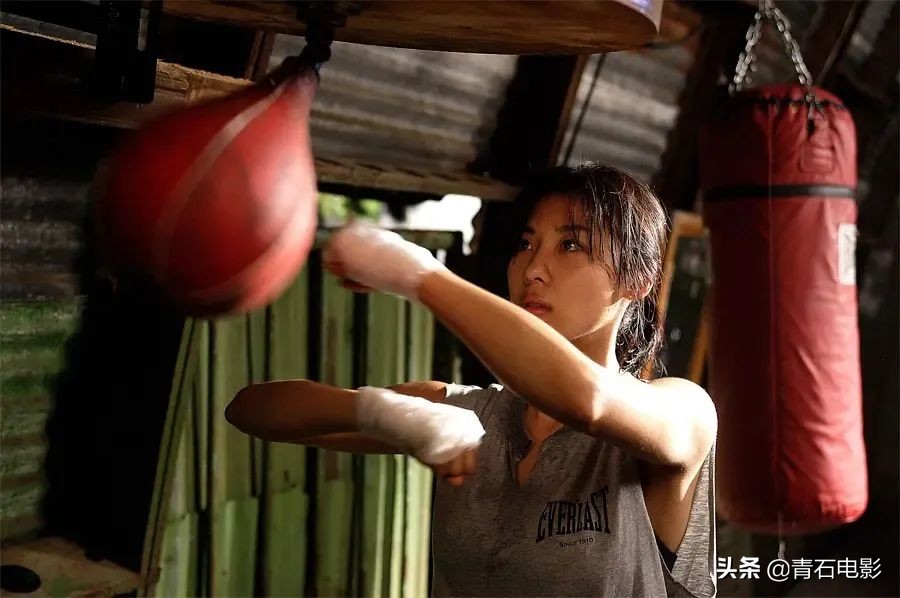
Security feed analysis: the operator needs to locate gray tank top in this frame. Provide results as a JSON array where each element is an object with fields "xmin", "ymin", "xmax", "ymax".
[{"xmin": 432, "ymin": 383, "xmax": 716, "ymax": 597}]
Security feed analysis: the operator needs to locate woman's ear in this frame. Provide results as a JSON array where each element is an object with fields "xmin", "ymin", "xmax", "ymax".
[{"xmin": 626, "ymin": 282, "xmax": 653, "ymax": 302}]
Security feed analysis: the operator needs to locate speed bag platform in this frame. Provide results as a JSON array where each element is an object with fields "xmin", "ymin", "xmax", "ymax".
[{"xmin": 699, "ymin": 84, "xmax": 868, "ymax": 535}]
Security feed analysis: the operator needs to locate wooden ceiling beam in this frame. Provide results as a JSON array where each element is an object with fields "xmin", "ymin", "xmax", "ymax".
[
  {"xmin": 803, "ymin": 1, "xmax": 868, "ymax": 88},
  {"xmin": 0, "ymin": 25, "xmax": 251, "ymax": 129},
  {"xmin": 474, "ymin": 54, "xmax": 588, "ymax": 184}
]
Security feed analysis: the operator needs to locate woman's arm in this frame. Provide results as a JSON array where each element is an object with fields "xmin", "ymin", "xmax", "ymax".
[
  {"xmin": 225, "ymin": 380, "xmax": 447, "ymax": 449},
  {"xmin": 227, "ymin": 380, "xmax": 481, "ymax": 485},
  {"xmin": 418, "ymin": 269, "xmax": 717, "ymax": 468},
  {"xmin": 419, "ymin": 269, "xmax": 716, "ymax": 468},
  {"xmin": 323, "ymin": 223, "xmax": 716, "ymax": 470}
]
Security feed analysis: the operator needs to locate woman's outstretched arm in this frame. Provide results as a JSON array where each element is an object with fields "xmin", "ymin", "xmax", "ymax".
[
  {"xmin": 226, "ymin": 380, "xmax": 445, "ymax": 448},
  {"xmin": 325, "ymin": 223, "xmax": 716, "ymax": 469},
  {"xmin": 418, "ymin": 269, "xmax": 716, "ymax": 469}
]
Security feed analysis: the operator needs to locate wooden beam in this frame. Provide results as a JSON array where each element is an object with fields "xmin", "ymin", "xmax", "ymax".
[
  {"xmin": 245, "ymin": 31, "xmax": 277, "ymax": 81},
  {"xmin": 315, "ymin": 158, "xmax": 517, "ymax": 203},
  {"xmin": 1, "ymin": 25, "xmax": 251, "ymax": 129},
  {"xmin": 156, "ymin": 13, "xmax": 260, "ymax": 79},
  {"xmin": 834, "ymin": 1, "xmax": 900, "ymax": 163},
  {"xmin": 474, "ymin": 54, "xmax": 588, "ymax": 183},
  {"xmin": 803, "ymin": 1, "xmax": 868, "ymax": 88},
  {"xmin": 0, "ymin": 0, "xmax": 101, "ymax": 34}
]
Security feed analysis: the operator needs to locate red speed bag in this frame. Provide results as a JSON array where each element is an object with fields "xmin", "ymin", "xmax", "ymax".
[
  {"xmin": 699, "ymin": 84, "xmax": 867, "ymax": 534},
  {"xmin": 97, "ymin": 67, "xmax": 319, "ymax": 316}
]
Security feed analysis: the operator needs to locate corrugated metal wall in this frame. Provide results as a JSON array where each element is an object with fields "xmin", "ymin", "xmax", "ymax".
[
  {"xmin": 270, "ymin": 38, "xmax": 518, "ymax": 172},
  {"xmin": 0, "ymin": 119, "xmax": 98, "ymax": 540},
  {"xmin": 0, "ymin": 300, "xmax": 82, "ymax": 539},
  {"xmin": 559, "ymin": 6, "xmax": 702, "ymax": 182},
  {"xmin": 150, "ymin": 239, "xmax": 455, "ymax": 597}
]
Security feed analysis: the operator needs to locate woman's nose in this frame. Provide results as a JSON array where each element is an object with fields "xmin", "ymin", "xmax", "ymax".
[{"xmin": 524, "ymin": 251, "xmax": 549, "ymax": 284}]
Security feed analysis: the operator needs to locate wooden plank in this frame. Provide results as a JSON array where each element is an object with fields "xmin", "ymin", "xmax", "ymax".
[
  {"xmin": 315, "ymin": 158, "xmax": 518, "ymax": 203},
  {"xmin": 152, "ymin": 514, "xmax": 199, "ymax": 598},
  {"xmin": 262, "ymin": 272, "xmax": 310, "ymax": 596},
  {"xmin": 265, "ymin": 274, "xmax": 308, "ymax": 491},
  {"xmin": 140, "ymin": 319, "xmax": 200, "ymax": 592},
  {"xmin": 193, "ymin": 321, "xmax": 211, "ymax": 597},
  {"xmin": 209, "ymin": 316, "xmax": 255, "ymax": 597},
  {"xmin": 211, "ymin": 497, "xmax": 260, "ymax": 597},
  {"xmin": 361, "ymin": 454, "xmax": 390, "ymax": 597},
  {"xmin": 166, "ymin": 376, "xmax": 196, "ymax": 521},
  {"xmin": 246, "ymin": 31, "xmax": 277, "ymax": 81},
  {"xmin": 162, "ymin": 0, "xmax": 662, "ymax": 55},
  {"xmin": 263, "ymin": 486, "xmax": 310, "ymax": 597},
  {"xmin": 316, "ymin": 274, "xmax": 356, "ymax": 597},
  {"xmin": 404, "ymin": 302, "xmax": 435, "ymax": 598},
  {"xmin": 0, "ymin": 25, "xmax": 251, "ymax": 129},
  {"xmin": 194, "ymin": 322, "xmax": 210, "ymax": 514},
  {"xmin": 247, "ymin": 310, "xmax": 267, "ymax": 498},
  {"xmin": 209, "ymin": 316, "xmax": 254, "ymax": 501},
  {"xmin": 362, "ymin": 294, "xmax": 407, "ymax": 597},
  {"xmin": 0, "ymin": 537, "xmax": 141, "ymax": 597},
  {"xmin": 387, "ymin": 455, "xmax": 406, "ymax": 598}
]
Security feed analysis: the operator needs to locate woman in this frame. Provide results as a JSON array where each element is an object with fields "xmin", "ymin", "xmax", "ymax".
[{"xmin": 226, "ymin": 164, "xmax": 718, "ymax": 597}]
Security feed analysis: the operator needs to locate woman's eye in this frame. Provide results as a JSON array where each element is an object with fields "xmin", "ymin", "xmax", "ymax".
[
  {"xmin": 561, "ymin": 239, "xmax": 581, "ymax": 252},
  {"xmin": 517, "ymin": 238, "xmax": 533, "ymax": 251}
]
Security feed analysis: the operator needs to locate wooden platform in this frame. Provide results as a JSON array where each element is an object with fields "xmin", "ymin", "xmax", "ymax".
[
  {"xmin": 0, "ymin": 537, "xmax": 142, "ymax": 597},
  {"xmin": 162, "ymin": 0, "xmax": 664, "ymax": 55}
]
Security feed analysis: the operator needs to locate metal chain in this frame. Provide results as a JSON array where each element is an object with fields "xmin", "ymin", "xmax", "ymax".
[
  {"xmin": 729, "ymin": 10, "xmax": 765, "ymax": 95},
  {"xmin": 729, "ymin": 0, "xmax": 820, "ymax": 112}
]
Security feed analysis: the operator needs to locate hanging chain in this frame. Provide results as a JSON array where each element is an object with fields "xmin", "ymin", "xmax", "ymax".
[
  {"xmin": 729, "ymin": 0, "xmax": 820, "ymax": 113},
  {"xmin": 729, "ymin": 9, "xmax": 765, "ymax": 95}
]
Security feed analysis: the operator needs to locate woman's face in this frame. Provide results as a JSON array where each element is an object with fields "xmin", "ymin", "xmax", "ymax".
[{"xmin": 506, "ymin": 194, "xmax": 626, "ymax": 341}]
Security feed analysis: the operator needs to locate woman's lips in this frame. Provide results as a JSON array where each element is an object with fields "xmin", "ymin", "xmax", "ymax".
[{"xmin": 522, "ymin": 296, "xmax": 551, "ymax": 315}]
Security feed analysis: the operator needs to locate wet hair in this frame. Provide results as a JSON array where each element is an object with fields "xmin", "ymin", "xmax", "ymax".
[{"xmin": 507, "ymin": 163, "xmax": 669, "ymax": 377}]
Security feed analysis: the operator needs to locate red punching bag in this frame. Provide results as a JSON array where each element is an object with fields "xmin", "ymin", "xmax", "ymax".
[
  {"xmin": 699, "ymin": 5, "xmax": 866, "ymax": 535},
  {"xmin": 96, "ymin": 59, "xmax": 320, "ymax": 316}
]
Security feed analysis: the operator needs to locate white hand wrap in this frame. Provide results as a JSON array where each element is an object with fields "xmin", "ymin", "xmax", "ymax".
[
  {"xmin": 323, "ymin": 221, "xmax": 446, "ymax": 299},
  {"xmin": 356, "ymin": 386, "xmax": 485, "ymax": 465}
]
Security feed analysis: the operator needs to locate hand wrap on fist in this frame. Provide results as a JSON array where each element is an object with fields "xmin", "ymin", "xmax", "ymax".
[
  {"xmin": 356, "ymin": 386, "xmax": 485, "ymax": 465},
  {"xmin": 323, "ymin": 221, "xmax": 446, "ymax": 300}
]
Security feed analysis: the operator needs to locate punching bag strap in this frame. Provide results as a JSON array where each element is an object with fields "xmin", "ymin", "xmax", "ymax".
[{"xmin": 729, "ymin": 0, "xmax": 822, "ymax": 117}]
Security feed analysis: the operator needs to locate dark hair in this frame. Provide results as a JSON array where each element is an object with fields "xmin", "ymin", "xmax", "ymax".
[{"xmin": 507, "ymin": 163, "xmax": 669, "ymax": 378}]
